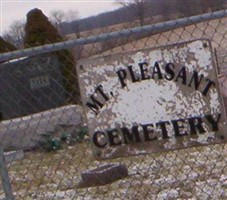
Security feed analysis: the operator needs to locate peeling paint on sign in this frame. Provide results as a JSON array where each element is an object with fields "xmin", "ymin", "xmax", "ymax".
[{"xmin": 77, "ymin": 39, "xmax": 227, "ymax": 160}]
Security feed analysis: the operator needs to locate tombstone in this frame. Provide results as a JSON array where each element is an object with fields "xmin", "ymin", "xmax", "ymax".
[
  {"xmin": 80, "ymin": 163, "xmax": 128, "ymax": 187},
  {"xmin": 77, "ymin": 39, "xmax": 227, "ymax": 160},
  {"xmin": 0, "ymin": 54, "xmax": 66, "ymax": 119}
]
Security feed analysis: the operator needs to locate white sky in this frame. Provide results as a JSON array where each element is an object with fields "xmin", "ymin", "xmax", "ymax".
[{"xmin": 0, "ymin": 0, "xmax": 121, "ymax": 35}]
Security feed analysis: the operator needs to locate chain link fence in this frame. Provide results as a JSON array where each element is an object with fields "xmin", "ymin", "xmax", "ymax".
[{"xmin": 0, "ymin": 10, "xmax": 226, "ymax": 200}]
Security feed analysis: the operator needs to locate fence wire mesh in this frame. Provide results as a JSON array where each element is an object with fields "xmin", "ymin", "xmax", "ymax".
[{"xmin": 0, "ymin": 10, "xmax": 227, "ymax": 200}]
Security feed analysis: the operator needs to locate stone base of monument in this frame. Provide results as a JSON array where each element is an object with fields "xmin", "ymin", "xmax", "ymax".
[
  {"xmin": 4, "ymin": 150, "xmax": 24, "ymax": 164},
  {"xmin": 80, "ymin": 163, "xmax": 128, "ymax": 187}
]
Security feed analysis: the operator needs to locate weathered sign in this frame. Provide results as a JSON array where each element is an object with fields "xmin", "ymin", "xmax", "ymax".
[
  {"xmin": 77, "ymin": 39, "xmax": 227, "ymax": 160},
  {"xmin": 0, "ymin": 55, "xmax": 66, "ymax": 119}
]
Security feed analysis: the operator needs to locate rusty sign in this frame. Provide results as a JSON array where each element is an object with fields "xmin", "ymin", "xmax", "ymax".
[{"xmin": 77, "ymin": 39, "xmax": 227, "ymax": 160}]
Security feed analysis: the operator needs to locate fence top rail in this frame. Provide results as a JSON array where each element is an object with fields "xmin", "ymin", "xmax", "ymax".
[{"xmin": 0, "ymin": 9, "xmax": 226, "ymax": 62}]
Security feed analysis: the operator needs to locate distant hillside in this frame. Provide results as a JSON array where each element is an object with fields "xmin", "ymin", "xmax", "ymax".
[{"xmin": 62, "ymin": 0, "xmax": 227, "ymax": 35}]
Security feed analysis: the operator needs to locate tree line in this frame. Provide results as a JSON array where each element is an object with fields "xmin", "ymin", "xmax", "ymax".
[
  {"xmin": 116, "ymin": 0, "xmax": 226, "ymax": 26},
  {"xmin": 1, "ymin": 0, "xmax": 226, "ymax": 49}
]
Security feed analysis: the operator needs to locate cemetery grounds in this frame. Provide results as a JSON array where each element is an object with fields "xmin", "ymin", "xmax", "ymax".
[{"xmin": 0, "ymin": 10, "xmax": 227, "ymax": 200}]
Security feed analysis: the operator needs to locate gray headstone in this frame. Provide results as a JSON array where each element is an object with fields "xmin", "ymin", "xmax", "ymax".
[
  {"xmin": 80, "ymin": 163, "xmax": 128, "ymax": 187},
  {"xmin": 0, "ymin": 55, "xmax": 66, "ymax": 119}
]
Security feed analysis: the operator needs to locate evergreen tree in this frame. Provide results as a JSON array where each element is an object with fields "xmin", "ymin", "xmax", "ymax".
[
  {"xmin": 0, "ymin": 36, "xmax": 17, "ymax": 65},
  {"xmin": 0, "ymin": 36, "xmax": 17, "ymax": 53},
  {"xmin": 24, "ymin": 8, "xmax": 62, "ymax": 46},
  {"xmin": 24, "ymin": 8, "xmax": 80, "ymax": 103}
]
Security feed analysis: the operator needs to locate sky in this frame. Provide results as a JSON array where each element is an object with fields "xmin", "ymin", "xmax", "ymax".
[{"xmin": 0, "ymin": 0, "xmax": 121, "ymax": 35}]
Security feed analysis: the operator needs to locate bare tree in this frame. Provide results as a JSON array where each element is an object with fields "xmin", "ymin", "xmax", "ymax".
[
  {"xmin": 49, "ymin": 9, "xmax": 65, "ymax": 34},
  {"xmin": 65, "ymin": 9, "xmax": 80, "ymax": 38},
  {"xmin": 49, "ymin": 9, "xmax": 80, "ymax": 38},
  {"xmin": 200, "ymin": 0, "xmax": 226, "ymax": 12},
  {"xmin": 116, "ymin": 0, "xmax": 147, "ymax": 26},
  {"xmin": 3, "ymin": 20, "xmax": 25, "ymax": 49}
]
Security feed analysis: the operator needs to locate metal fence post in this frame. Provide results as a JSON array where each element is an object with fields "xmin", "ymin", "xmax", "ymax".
[{"xmin": 0, "ymin": 145, "xmax": 14, "ymax": 200}]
